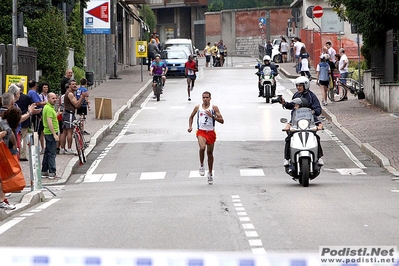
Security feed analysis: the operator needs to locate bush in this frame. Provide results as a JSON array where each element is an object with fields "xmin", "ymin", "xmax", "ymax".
[{"xmin": 73, "ymin": 66, "xmax": 85, "ymax": 85}]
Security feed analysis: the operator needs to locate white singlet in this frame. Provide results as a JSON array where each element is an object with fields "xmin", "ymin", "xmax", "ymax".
[{"xmin": 196, "ymin": 105, "xmax": 215, "ymax": 131}]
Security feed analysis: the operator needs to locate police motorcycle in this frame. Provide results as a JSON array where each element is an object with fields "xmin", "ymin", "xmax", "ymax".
[
  {"xmin": 255, "ymin": 55, "xmax": 278, "ymax": 103},
  {"xmin": 280, "ymin": 98, "xmax": 322, "ymax": 187}
]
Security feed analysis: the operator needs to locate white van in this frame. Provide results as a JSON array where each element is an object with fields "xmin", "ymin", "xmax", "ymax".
[{"xmin": 164, "ymin": 38, "xmax": 196, "ymax": 57}]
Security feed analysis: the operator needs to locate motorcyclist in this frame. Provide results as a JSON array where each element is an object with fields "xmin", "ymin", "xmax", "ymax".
[
  {"xmin": 257, "ymin": 55, "xmax": 279, "ymax": 97},
  {"xmin": 279, "ymin": 76, "xmax": 324, "ymax": 167}
]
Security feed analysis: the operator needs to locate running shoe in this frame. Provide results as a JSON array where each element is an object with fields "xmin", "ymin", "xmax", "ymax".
[
  {"xmin": 207, "ymin": 172, "xmax": 213, "ymax": 185},
  {"xmin": 199, "ymin": 165, "xmax": 205, "ymax": 176},
  {"xmin": 0, "ymin": 201, "xmax": 16, "ymax": 210}
]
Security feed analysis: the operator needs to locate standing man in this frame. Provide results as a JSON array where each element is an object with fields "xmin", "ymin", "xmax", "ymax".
[
  {"xmin": 326, "ymin": 41, "xmax": 336, "ymax": 63},
  {"xmin": 185, "ymin": 55, "xmax": 198, "ymax": 101},
  {"xmin": 188, "ymin": 91, "xmax": 224, "ymax": 184},
  {"xmin": 148, "ymin": 40, "xmax": 160, "ymax": 71},
  {"xmin": 203, "ymin": 42, "xmax": 211, "ymax": 67},
  {"xmin": 293, "ymin": 37, "xmax": 305, "ymax": 74},
  {"xmin": 41, "ymin": 93, "xmax": 59, "ymax": 179},
  {"xmin": 15, "ymin": 83, "xmax": 33, "ymax": 161},
  {"xmin": 210, "ymin": 42, "xmax": 218, "ymax": 67},
  {"xmin": 61, "ymin": 69, "xmax": 73, "ymax": 95},
  {"xmin": 60, "ymin": 79, "xmax": 88, "ymax": 155},
  {"xmin": 339, "ymin": 48, "xmax": 349, "ymax": 84}
]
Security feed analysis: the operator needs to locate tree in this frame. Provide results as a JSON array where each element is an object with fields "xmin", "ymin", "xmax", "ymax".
[
  {"xmin": 140, "ymin": 5, "xmax": 156, "ymax": 41},
  {"xmin": 67, "ymin": 2, "xmax": 85, "ymax": 69},
  {"xmin": 328, "ymin": 0, "xmax": 399, "ymax": 49},
  {"xmin": 26, "ymin": 7, "xmax": 68, "ymax": 92}
]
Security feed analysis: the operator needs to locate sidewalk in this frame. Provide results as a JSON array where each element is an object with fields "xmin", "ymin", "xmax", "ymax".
[
  {"xmin": 1, "ymin": 65, "xmax": 153, "ymax": 220},
  {"xmin": 278, "ymin": 62, "xmax": 399, "ymax": 178}
]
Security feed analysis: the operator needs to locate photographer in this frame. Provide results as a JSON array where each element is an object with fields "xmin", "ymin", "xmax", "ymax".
[{"xmin": 278, "ymin": 77, "xmax": 324, "ymax": 167}]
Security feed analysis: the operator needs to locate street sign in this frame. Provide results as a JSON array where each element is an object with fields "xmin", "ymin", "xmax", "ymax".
[
  {"xmin": 306, "ymin": 6, "xmax": 314, "ymax": 18},
  {"xmin": 258, "ymin": 22, "xmax": 263, "ymax": 28},
  {"xmin": 313, "ymin": 5, "xmax": 324, "ymax": 18},
  {"xmin": 136, "ymin": 41, "xmax": 147, "ymax": 58},
  {"xmin": 258, "ymin": 17, "xmax": 266, "ymax": 25},
  {"xmin": 86, "ymin": 2, "xmax": 109, "ymax": 22},
  {"xmin": 83, "ymin": 0, "xmax": 111, "ymax": 34}
]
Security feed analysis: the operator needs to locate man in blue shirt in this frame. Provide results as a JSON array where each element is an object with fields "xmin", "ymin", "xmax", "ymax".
[{"xmin": 27, "ymin": 80, "xmax": 46, "ymax": 133}]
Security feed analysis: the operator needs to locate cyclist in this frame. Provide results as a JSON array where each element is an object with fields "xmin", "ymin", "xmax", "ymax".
[
  {"xmin": 257, "ymin": 55, "xmax": 279, "ymax": 97},
  {"xmin": 149, "ymin": 54, "xmax": 168, "ymax": 99}
]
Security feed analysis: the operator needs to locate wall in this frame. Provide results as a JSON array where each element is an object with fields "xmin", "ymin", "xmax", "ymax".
[{"xmin": 205, "ymin": 8, "xmax": 291, "ymax": 56}]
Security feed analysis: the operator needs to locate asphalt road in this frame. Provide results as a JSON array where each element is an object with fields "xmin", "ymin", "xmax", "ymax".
[{"xmin": 0, "ymin": 59, "xmax": 398, "ymax": 264}]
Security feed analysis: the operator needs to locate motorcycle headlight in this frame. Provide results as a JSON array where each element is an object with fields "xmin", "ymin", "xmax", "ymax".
[{"xmin": 297, "ymin": 119, "xmax": 310, "ymax": 130}]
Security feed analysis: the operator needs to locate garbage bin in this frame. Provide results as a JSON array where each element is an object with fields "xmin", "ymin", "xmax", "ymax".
[{"xmin": 85, "ymin": 71, "xmax": 94, "ymax": 86}]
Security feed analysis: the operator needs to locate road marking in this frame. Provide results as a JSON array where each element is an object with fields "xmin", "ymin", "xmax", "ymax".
[
  {"xmin": 336, "ymin": 168, "xmax": 366, "ymax": 175},
  {"xmin": 140, "ymin": 172, "xmax": 166, "ymax": 180},
  {"xmin": 231, "ymin": 195, "xmax": 266, "ymax": 254},
  {"xmin": 324, "ymin": 129, "xmax": 366, "ymax": 169},
  {"xmin": 240, "ymin": 169, "xmax": 265, "ymax": 176},
  {"xmin": 84, "ymin": 173, "xmax": 117, "ymax": 182},
  {"xmin": 0, "ymin": 217, "xmax": 26, "ymax": 235}
]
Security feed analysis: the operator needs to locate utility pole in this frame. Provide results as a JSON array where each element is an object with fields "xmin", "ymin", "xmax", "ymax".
[{"xmin": 12, "ymin": 0, "xmax": 18, "ymax": 75}]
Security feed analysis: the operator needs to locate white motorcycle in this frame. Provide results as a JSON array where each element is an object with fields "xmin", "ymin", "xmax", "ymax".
[
  {"xmin": 255, "ymin": 63, "xmax": 277, "ymax": 103},
  {"xmin": 281, "ymin": 106, "xmax": 322, "ymax": 187}
]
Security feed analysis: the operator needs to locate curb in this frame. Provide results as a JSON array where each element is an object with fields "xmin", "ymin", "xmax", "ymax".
[
  {"xmin": 0, "ymin": 78, "xmax": 153, "ymax": 220},
  {"xmin": 280, "ymin": 67, "xmax": 399, "ymax": 178}
]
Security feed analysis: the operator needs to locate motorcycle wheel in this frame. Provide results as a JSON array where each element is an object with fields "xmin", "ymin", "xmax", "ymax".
[
  {"xmin": 300, "ymin": 158, "xmax": 310, "ymax": 187},
  {"xmin": 264, "ymin": 84, "xmax": 271, "ymax": 103}
]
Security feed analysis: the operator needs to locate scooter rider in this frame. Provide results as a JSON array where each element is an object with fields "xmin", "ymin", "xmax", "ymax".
[
  {"xmin": 257, "ymin": 55, "xmax": 279, "ymax": 97},
  {"xmin": 279, "ymin": 76, "xmax": 324, "ymax": 166}
]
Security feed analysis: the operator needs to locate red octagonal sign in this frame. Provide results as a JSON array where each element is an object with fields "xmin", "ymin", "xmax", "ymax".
[{"xmin": 313, "ymin": 5, "xmax": 323, "ymax": 18}]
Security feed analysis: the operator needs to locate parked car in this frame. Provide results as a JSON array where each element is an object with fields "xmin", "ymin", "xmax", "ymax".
[
  {"xmin": 161, "ymin": 48, "xmax": 189, "ymax": 76},
  {"xmin": 164, "ymin": 38, "xmax": 198, "ymax": 64},
  {"xmin": 271, "ymin": 39, "xmax": 282, "ymax": 63}
]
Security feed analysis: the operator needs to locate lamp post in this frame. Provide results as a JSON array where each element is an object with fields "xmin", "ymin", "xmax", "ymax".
[{"xmin": 12, "ymin": 0, "xmax": 18, "ymax": 75}]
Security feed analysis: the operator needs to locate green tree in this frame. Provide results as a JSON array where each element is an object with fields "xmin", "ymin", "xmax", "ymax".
[
  {"xmin": 67, "ymin": 2, "xmax": 85, "ymax": 69},
  {"xmin": 26, "ymin": 7, "xmax": 68, "ymax": 93},
  {"xmin": 140, "ymin": 5, "xmax": 156, "ymax": 41},
  {"xmin": 328, "ymin": 0, "xmax": 399, "ymax": 49}
]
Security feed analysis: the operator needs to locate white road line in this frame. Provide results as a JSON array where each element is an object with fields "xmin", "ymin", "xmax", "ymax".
[
  {"xmin": 0, "ymin": 217, "xmax": 26, "ymax": 235},
  {"xmin": 324, "ymin": 129, "xmax": 366, "ymax": 169}
]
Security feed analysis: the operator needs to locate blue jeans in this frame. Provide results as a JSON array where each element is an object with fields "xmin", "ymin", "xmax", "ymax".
[
  {"xmin": 340, "ymin": 72, "xmax": 348, "ymax": 84},
  {"xmin": 42, "ymin": 134, "xmax": 57, "ymax": 174},
  {"xmin": 295, "ymin": 55, "xmax": 301, "ymax": 73}
]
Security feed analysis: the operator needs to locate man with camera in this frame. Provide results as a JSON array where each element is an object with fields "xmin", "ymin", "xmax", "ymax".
[{"xmin": 276, "ymin": 76, "xmax": 324, "ymax": 167}]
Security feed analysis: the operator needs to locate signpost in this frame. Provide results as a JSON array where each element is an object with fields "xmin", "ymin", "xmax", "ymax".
[
  {"xmin": 312, "ymin": 6, "xmax": 324, "ymax": 18},
  {"xmin": 83, "ymin": 0, "xmax": 111, "ymax": 34}
]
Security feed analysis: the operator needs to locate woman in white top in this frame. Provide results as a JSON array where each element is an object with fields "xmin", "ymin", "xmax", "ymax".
[{"xmin": 279, "ymin": 38, "xmax": 289, "ymax": 63}]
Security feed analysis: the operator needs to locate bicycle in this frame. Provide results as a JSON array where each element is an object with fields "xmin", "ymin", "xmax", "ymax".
[
  {"xmin": 72, "ymin": 118, "xmax": 88, "ymax": 165},
  {"xmin": 327, "ymin": 71, "xmax": 364, "ymax": 102},
  {"xmin": 153, "ymin": 74, "xmax": 163, "ymax": 101}
]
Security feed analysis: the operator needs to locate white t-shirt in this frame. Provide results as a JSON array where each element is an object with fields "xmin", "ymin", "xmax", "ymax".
[
  {"xmin": 294, "ymin": 41, "xmax": 304, "ymax": 56},
  {"xmin": 339, "ymin": 54, "xmax": 349, "ymax": 73},
  {"xmin": 280, "ymin": 42, "xmax": 289, "ymax": 53},
  {"xmin": 197, "ymin": 105, "xmax": 215, "ymax": 131},
  {"xmin": 328, "ymin": 47, "xmax": 336, "ymax": 62}
]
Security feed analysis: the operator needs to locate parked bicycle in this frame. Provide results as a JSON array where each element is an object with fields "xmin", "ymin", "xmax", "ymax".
[
  {"xmin": 328, "ymin": 71, "xmax": 365, "ymax": 102},
  {"xmin": 73, "ymin": 118, "xmax": 88, "ymax": 165}
]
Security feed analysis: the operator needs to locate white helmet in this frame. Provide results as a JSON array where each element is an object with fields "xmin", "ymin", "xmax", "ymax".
[
  {"xmin": 295, "ymin": 76, "xmax": 310, "ymax": 90},
  {"xmin": 263, "ymin": 55, "xmax": 271, "ymax": 61}
]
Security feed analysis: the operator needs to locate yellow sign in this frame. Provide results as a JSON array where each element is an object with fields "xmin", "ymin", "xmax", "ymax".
[
  {"xmin": 5, "ymin": 75, "xmax": 28, "ymax": 94},
  {"xmin": 136, "ymin": 41, "xmax": 148, "ymax": 58}
]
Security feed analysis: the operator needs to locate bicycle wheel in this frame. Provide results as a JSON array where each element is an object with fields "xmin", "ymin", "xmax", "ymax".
[
  {"xmin": 156, "ymin": 82, "xmax": 161, "ymax": 101},
  {"xmin": 74, "ymin": 132, "xmax": 86, "ymax": 165},
  {"xmin": 328, "ymin": 83, "xmax": 347, "ymax": 102}
]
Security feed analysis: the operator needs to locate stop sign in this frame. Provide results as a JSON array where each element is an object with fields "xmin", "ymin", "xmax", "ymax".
[{"xmin": 313, "ymin": 5, "xmax": 323, "ymax": 18}]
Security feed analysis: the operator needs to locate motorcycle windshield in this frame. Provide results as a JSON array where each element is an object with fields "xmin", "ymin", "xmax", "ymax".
[
  {"xmin": 292, "ymin": 108, "xmax": 314, "ymax": 125},
  {"xmin": 263, "ymin": 66, "xmax": 272, "ymax": 75}
]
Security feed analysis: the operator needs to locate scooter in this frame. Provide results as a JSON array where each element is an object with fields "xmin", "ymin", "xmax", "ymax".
[
  {"xmin": 255, "ymin": 63, "xmax": 277, "ymax": 103},
  {"xmin": 281, "ymin": 106, "xmax": 322, "ymax": 187}
]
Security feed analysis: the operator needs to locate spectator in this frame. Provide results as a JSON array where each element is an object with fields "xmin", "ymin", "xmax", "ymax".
[
  {"xmin": 27, "ymin": 80, "xmax": 46, "ymax": 139},
  {"xmin": 37, "ymin": 82, "xmax": 50, "ymax": 153},
  {"xmin": 279, "ymin": 38, "xmax": 289, "ymax": 63},
  {"xmin": 290, "ymin": 39, "xmax": 295, "ymax": 63},
  {"xmin": 15, "ymin": 83, "xmax": 33, "ymax": 161},
  {"xmin": 210, "ymin": 42, "xmax": 219, "ymax": 67},
  {"xmin": 61, "ymin": 69, "xmax": 73, "ymax": 95},
  {"xmin": 148, "ymin": 39, "xmax": 160, "ymax": 71},
  {"xmin": 217, "ymin": 40, "xmax": 226, "ymax": 67},
  {"xmin": 316, "ymin": 54, "xmax": 331, "ymax": 106},
  {"xmin": 326, "ymin": 41, "xmax": 337, "ymax": 63},
  {"xmin": 265, "ymin": 40, "xmax": 273, "ymax": 57},
  {"xmin": 60, "ymin": 79, "xmax": 88, "ymax": 155},
  {"xmin": 203, "ymin": 42, "xmax": 211, "ymax": 67},
  {"xmin": 339, "ymin": 48, "xmax": 349, "ymax": 84},
  {"xmin": 76, "ymin": 78, "xmax": 90, "ymax": 135},
  {"xmin": 294, "ymin": 37, "xmax": 305, "ymax": 73},
  {"xmin": 41, "ymin": 92, "xmax": 59, "ymax": 179},
  {"xmin": 299, "ymin": 46, "xmax": 312, "ymax": 80}
]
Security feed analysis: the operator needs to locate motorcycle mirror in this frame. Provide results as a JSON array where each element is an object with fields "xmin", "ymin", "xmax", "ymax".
[
  {"xmin": 255, "ymin": 65, "xmax": 259, "ymax": 69},
  {"xmin": 280, "ymin": 118, "xmax": 288, "ymax": 123},
  {"xmin": 275, "ymin": 64, "xmax": 279, "ymax": 68}
]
